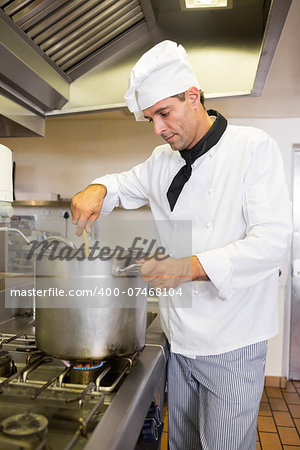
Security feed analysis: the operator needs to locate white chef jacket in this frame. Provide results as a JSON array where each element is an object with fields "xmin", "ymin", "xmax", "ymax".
[{"xmin": 92, "ymin": 124, "xmax": 292, "ymax": 356}]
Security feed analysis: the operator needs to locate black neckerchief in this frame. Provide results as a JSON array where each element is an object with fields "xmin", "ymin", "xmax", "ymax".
[{"xmin": 166, "ymin": 109, "xmax": 227, "ymax": 212}]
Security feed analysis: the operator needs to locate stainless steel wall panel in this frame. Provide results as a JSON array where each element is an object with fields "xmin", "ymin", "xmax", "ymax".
[{"xmin": 290, "ymin": 149, "xmax": 300, "ymax": 379}]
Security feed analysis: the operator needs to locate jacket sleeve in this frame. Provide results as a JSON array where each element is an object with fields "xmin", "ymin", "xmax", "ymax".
[
  {"xmin": 91, "ymin": 154, "xmax": 153, "ymax": 215},
  {"xmin": 197, "ymin": 133, "xmax": 293, "ymax": 301}
]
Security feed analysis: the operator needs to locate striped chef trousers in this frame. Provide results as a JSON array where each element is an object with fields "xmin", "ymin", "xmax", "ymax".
[{"xmin": 167, "ymin": 340, "xmax": 267, "ymax": 450}]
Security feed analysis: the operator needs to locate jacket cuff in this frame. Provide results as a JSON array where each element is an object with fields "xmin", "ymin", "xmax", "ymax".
[
  {"xmin": 91, "ymin": 175, "xmax": 120, "ymax": 215},
  {"xmin": 196, "ymin": 248, "xmax": 233, "ymax": 300}
]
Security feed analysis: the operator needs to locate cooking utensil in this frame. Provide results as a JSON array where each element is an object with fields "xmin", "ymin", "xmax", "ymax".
[{"xmin": 82, "ymin": 229, "xmax": 90, "ymax": 257}]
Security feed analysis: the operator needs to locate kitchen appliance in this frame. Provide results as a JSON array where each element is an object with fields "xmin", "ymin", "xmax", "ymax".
[
  {"xmin": 290, "ymin": 148, "xmax": 300, "ymax": 379},
  {"xmin": 0, "ymin": 144, "xmax": 14, "ymax": 221},
  {"xmin": 0, "ymin": 311, "xmax": 168, "ymax": 450},
  {"xmin": 1, "ymin": 220, "xmax": 167, "ymax": 447},
  {"xmin": 0, "ymin": 144, "xmax": 19, "ymax": 324},
  {"xmin": 35, "ymin": 250, "xmax": 148, "ymax": 361},
  {"xmin": 0, "ymin": 145, "xmax": 168, "ymax": 448}
]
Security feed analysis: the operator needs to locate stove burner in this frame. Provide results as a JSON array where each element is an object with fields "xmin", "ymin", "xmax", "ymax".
[
  {"xmin": 62, "ymin": 360, "xmax": 105, "ymax": 370},
  {"xmin": 73, "ymin": 361, "xmax": 105, "ymax": 371},
  {"xmin": 1, "ymin": 412, "xmax": 48, "ymax": 438},
  {"xmin": 62, "ymin": 360, "xmax": 106, "ymax": 385}
]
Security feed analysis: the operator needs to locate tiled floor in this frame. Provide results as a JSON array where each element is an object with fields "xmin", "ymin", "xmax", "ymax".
[{"xmin": 161, "ymin": 380, "xmax": 300, "ymax": 450}]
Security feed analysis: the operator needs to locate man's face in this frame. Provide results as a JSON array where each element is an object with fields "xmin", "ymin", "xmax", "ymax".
[{"xmin": 143, "ymin": 95, "xmax": 200, "ymax": 151}]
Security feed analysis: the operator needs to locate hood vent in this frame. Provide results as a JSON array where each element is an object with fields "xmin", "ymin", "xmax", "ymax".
[{"xmin": 0, "ymin": 0, "xmax": 146, "ymax": 77}]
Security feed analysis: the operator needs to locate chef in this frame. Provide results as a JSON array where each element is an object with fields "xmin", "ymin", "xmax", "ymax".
[{"xmin": 71, "ymin": 41, "xmax": 293, "ymax": 450}]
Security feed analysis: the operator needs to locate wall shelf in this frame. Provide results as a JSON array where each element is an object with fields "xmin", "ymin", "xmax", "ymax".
[{"xmin": 13, "ymin": 200, "xmax": 71, "ymax": 207}]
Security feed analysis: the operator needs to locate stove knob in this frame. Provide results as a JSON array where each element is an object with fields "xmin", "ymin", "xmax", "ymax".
[
  {"xmin": 147, "ymin": 402, "xmax": 162, "ymax": 426},
  {"xmin": 141, "ymin": 402, "xmax": 162, "ymax": 443},
  {"xmin": 141, "ymin": 418, "xmax": 158, "ymax": 443}
]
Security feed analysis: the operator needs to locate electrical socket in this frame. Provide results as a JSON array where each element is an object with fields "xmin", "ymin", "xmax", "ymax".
[{"xmin": 41, "ymin": 208, "xmax": 52, "ymax": 217}]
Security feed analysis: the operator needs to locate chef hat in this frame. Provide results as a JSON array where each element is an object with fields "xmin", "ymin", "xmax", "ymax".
[{"xmin": 124, "ymin": 40, "xmax": 200, "ymax": 121}]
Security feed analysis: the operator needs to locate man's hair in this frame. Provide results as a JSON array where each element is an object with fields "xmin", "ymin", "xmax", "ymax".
[{"xmin": 171, "ymin": 90, "xmax": 205, "ymax": 107}]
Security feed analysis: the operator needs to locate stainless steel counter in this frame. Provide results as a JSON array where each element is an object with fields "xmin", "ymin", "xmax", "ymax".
[{"xmin": 86, "ymin": 312, "xmax": 168, "ymax": 450}]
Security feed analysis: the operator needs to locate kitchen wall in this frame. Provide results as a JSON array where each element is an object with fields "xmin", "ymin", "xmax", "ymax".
[
  {"xmin": 1, "ymin": 117, "xmax": 162, "ymax": 198},
  {"xmin": 1, "ymin": 114, "xmax": 297, "ymax": 198},
  {"xmin": 0, "ymin": 112, "xmax": 299, "ymax": 378}
]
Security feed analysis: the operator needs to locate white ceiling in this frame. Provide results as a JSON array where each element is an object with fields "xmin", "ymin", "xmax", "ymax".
[{"xmin": 49, "ymin": 0, "xmax": 300, "ymax": 120}]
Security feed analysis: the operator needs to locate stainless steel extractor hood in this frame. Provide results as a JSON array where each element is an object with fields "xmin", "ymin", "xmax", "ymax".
[
  {"xmin": 0, "ymin": 0, "xmax": 294, "ymax": 132},
  {"xmin": 0, "ymin": 6, "xmax": 70, "ymax": 136},
  {"xmin": 0, "ymin": 92, "xmax": 45, "ymax": 137},
  {"xmin": 0, "ymin": 0, "xmax": 155, "ymax": 136},
  {"xmin": 0, "ymin": 0, "xmax": 151, "ymax": 80}
]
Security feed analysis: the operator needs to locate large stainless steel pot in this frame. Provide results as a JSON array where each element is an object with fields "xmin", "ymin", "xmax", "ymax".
[{"xmin": 35, "ymin": 250, "xmax": 147, "ymax": 361}]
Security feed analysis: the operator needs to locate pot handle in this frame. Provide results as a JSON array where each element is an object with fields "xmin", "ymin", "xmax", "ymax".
[
  {"xmin": 0, "ymin": 227, "xmax": 76, "ymax": 249},
  {"xmin": 112, "ymin": 263, "xmax": 143, "ymax": 276}
]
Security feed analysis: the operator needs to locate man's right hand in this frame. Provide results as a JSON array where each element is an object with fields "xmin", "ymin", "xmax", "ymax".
[{"xmin": 71, "ymin": 184, "xmax": 107, "ymax": 236}]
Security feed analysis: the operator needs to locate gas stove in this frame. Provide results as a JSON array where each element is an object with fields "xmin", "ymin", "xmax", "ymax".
[{"xmin": 0, "ymin": 311, "xmax": 168, "ymax": 450}]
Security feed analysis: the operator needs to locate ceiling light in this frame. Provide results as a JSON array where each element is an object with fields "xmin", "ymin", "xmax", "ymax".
[{"xmin": 180, "ymin": 0, "xmax": 232, "ymax": 10}]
